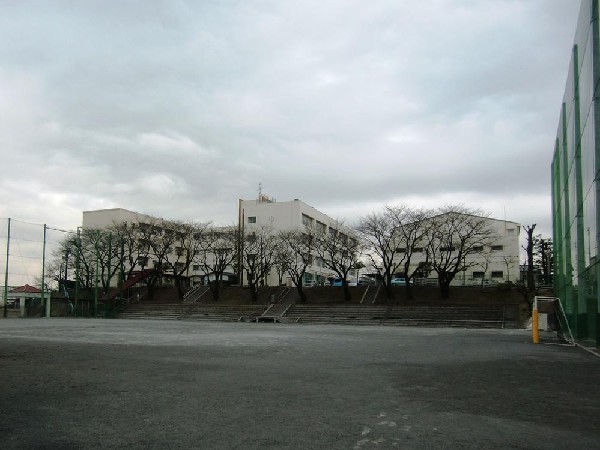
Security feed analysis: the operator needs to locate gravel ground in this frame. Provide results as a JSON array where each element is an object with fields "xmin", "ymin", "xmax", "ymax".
[{"xmin": 0, "ymin": 318, "xmax": 599, "ymax": 449}]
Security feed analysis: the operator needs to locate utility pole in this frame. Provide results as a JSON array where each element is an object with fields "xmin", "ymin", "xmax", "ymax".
[{"xmin": 3, "ymin": 218, "xmax": 11, "ymax": 318}]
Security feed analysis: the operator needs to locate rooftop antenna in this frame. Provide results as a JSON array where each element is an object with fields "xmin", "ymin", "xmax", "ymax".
[{"xmin": 258, "ymin": 182, "xmax": 262, "ymax": 200}]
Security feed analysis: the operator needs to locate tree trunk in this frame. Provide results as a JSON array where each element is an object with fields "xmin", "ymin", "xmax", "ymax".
[
  {"xmin": 342, "ymin": 281, "xmax": 352, "ymax": 302},
  {"xmin": 210, "ymin": 283, "xmax": 220, "ymax": 302},
  {"xmin": 384, "ymin": 284, "xmax": 394, "ymax": 302},
  {"xmin": 249, "ymin": 284, "xmax": 259, "ymax": 303},
  {"xmin": 439, "ymin": 282, "xmax": 450, "ymax": 299},
  {"xmin": 296, "ymin": 285, "xmax": 307, "ymax": 303},
  {"xmin": 175, "ymin": 276, "xmax": 184, "ymax": 300}
]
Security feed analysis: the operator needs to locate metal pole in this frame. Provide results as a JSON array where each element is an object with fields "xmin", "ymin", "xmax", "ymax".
[
  {"xmin": 94, "ymin": 232, "xmax": 99, "ymax": 318},
  {"xmin": 74, "ymin": 227, "xmax": 80, "ymax": 316},
  {"xmin": 41, "ymin": 224, "xmax": 48, "ymax": 317},
  {"xmin": 118, "ymin": 236, "xmax": 124, "ymax": 307},
  {"xmin": 3, "ymin": 218, "xmax": 11, "ymax": 318},
  {"xmin": 106, "ymin": 232, "xmax": 112, "ymax": 318},
  {"xmin": 532, "ymin": 296, "xmax": 539, "ymax": 344}
]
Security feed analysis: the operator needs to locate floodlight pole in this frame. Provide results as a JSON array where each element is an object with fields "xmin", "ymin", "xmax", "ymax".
[
  {"xmin": 3, "ymin": 218, "xmax": 11, "ymax": 318},
  {"xmin": 94, "ymin": 231, "xmax": 100, "ymax": 317},
  {"xmin": 106, "ymin": 232, "xmax": 112, "ymax": 318},
  {"xmin": 74, "ymin": 227, "xmax": 81, "ymax": 316},
  {"xmin": 41, "ymin": 224, "xmax": 49, "ymax": 317}
]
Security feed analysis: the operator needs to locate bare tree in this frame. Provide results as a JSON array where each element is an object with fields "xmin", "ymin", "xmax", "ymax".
[
  {"xmin": 160, "ymin": 220, "xmax": 209, "ymax": 299},
  {"xmin": 472, "ymin": 246, "xmax": 493, "ymax": 287},
  {"xmin": 314, "ymin": 220, "xmax": 361, "ymax": 302},
  {"xmin": 241, "ymin": 226, "xmax": 277, "ymax": 303},
  {"xmin": 277, "ymin": 229, "xmax": 314, "ymax": 303},
  {"xmin": 388, "ymin": 206, "xmax": 433, "ymax": 299},
  {"xmin": 520, "ymin": 224, "xmax": 537, "ymax": 312},
  {"xmin": 85, "ymin": 228, "xmax": 123, "ymax": 296},
  {"xmin": 133, "ymin": 217, "xmax": 170, "ymax": 299},
  {"xmin": 357, "ymin": 206, "xmax": 432, "ymax": 300},
  {"xmin": 502, "ymin": 255, "xmax": 518, "ymax": 283},
  {"xmin": 108, "ymin": 221, "xmax": 151, "ymax": 281},
  {"xmin": 271, "ymin": 238, "xmax": 291, "ymax": 286},
  {"xmin": 535, "ymin": 236, "xmax": 553, "ymax": 286},
  {"xmin": 523, "ymin": 224, "xmax": 536, "ymax": 290},
  {"xmin": 195, "ymin": 226, "xmax": 239, "ymax": 301},
  {"xmin": 427, "ymin": 206, "xmax": 498, "ymax": 299}
]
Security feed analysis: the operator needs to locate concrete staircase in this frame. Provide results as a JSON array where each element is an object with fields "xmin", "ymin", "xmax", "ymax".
[
  {"xmin": 383, "ymin": 305, "xmax": 512, "ymax": 328},
  {"xmin": 182, "ymin": 286, "xmax": 210, "ymax": 303},
  {"xmin": 186, "ymin": 304, "xmax": 266, "ymax": 322},
  {"xmin": 118, "ymin": 300, "xmax": 519, "ymax": 329},
  {"xmin": 118, "ymin": 302, "xmax": 266, "ymax": 322},
  {"xmin": 118, "ymin": 302, "xmax": 189, "ymax": 320},
  {"xmin": 284, "ymin": 305, "xmax": 389, "ymax": 325},
  {"xmin": 283, "ymin": 304, "xmax": 517, "ymax": 328}
]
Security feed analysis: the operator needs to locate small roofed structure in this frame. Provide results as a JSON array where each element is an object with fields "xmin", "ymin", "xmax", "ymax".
[{"xmin": 8, "ymin": 284, "xmax": 44, "ymax": 317}]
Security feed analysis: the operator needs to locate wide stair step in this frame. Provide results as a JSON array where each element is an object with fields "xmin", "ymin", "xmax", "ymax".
[
  {"xmin": 118, "ymin": 303, "xmax": 266, "ymax": 322},
  {"xmin": 283, "ymin": 304, "xmax": 515, "ymax": 328}
]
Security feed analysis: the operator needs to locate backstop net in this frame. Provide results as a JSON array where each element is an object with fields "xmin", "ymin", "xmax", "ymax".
[{"xmin": 0, "ymin": 218, "xmax": 76, "ymax": 317}]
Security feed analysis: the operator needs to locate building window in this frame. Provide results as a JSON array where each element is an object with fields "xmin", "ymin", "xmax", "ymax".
[
  {"xmin": 412, "ymin": 247, "xmax": 423, "ymax": 253},
  {"xmin": 491, "ymin": 245, "xmax": 503, "ymax": 251},
  {"xmin": 139, "ymin": 256, "xmax": 149, "ymax": 267},
  {"xmin": 316, "ymin": 221, "xmax": 326, "ymax": 233},
  {"xmin": 302, "ymin": 214, "xmax": 314, "ymax": 227},
  {"xmin": 193, "ymin": 265, "xmax": 200, "ymax": 271},
  {"xmin": 507, "ymin": 228, "xmax": 515, "ymax": 236},
  {"xmin": 396, "ymin": 248, "xmax": 407, "ymax": 253},
  {"xmin": 248, "ymin": 216, "xmax": 256, "ymax": 224},
  {"xmin": 472, "ymin": 271, "xmax": 484, "ymax": 279},
  {"xmin": 473, "ymin": 246, "xmax": 484, "ymax": 252},
  {"xmin": 491, "ymin": 271, "xmax": 504, "ymax": 278},
  {"xmin": 138, "ymin": 238, "xmax": 151, "ymax": 251}
]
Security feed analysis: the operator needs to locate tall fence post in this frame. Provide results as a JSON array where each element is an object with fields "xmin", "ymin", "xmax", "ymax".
[
  {"xmin": 3, "ymin": 218, "xmax": 10, "ymax": 318},
  {"xmin": 74, "ymin": 227, "xmax": 80, "ymax": 315},
  {"xmin": 41, "ymin": 224, "xmax": 49, "ymax": 317},
  {"xmin": 94, "ymin": 231, "xmax": 99, "ymax": 317},
  {"xmin": 532, "ymin": 297, "xmax": 539, "ymax": 344},
  {"xmin": 106, "ymin": 232, "xmax": 112, "ymax": 318}
]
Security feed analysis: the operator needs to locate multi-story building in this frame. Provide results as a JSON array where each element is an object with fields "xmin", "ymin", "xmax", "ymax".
[
  {"xmin": 551, "ymin": 0, "xmax": 600, "ymax": 345},
  {"xmin": 238, "ymin": 196, "xmax": 358, "ymax": 286},
  {"xmin": 404, "ymin": 215, "xmax": 521, "ymax": 286},
  {"xmin": 83, "ymin": 199, "xmax": 353, "ymax": 289},
  {"xmin": 82, "ymin": 208, "xmax": 227, "ymax": 288}
]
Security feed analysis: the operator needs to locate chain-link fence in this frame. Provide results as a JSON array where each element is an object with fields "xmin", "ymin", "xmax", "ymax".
[{"xmin": 0, "ymin": 218, "xmax": 90, "ymax": 318}]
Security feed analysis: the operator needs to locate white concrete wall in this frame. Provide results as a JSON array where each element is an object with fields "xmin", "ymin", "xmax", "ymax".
[
  {"xmin": 406, "ymin": 217, "xmax": 521, "ymax": 285},
  {"xmin": 238, "ymin": 198, "xmax": 354, "ymax": 285}
]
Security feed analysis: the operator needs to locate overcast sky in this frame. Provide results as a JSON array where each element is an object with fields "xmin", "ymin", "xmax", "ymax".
[{"xmin": 0, "ymin": 0, "xmax": 580, "ymax": 237}]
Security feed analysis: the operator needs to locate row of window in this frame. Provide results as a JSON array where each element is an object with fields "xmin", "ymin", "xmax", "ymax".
[
  {"xmin": 396, "ymin": 245, "xmax": 504, "ymax": 253},
  {"xmin": 473, "ymin": 271, "xmax": 504, "ymax": 278},
  {"xmin": 248, "ymin": 214, "xmax": 354, "ymax": 246},
  {"xmin": 140, "ymin": 260, "xmax": 187, "ymax": 271}
]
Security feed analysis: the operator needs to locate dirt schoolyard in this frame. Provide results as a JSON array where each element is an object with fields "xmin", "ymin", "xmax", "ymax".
[{"xmin": 0, "ymin": 319, "xmax": 599, "ymax": 449}]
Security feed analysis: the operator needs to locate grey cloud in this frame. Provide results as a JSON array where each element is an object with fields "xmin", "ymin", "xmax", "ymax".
[{"xmin": 0, "ymin": 0, "xmax": 579, "ymax": 237}]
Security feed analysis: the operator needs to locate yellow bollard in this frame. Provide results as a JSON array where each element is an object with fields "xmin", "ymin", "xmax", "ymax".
[{"xmin": 532, "ymin": 309, "xmax": 539, "ymax": 344}]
